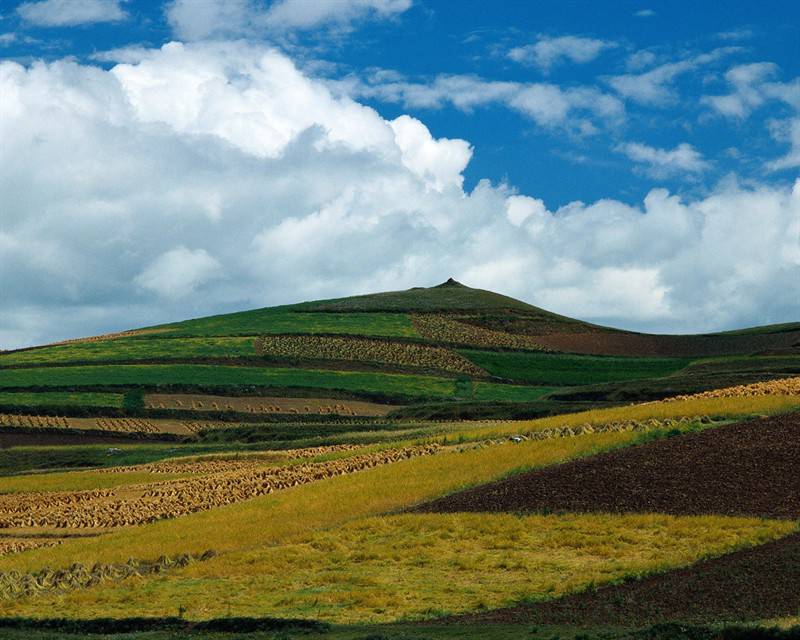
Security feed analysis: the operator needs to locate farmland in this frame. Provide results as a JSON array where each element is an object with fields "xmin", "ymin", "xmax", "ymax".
[{"xmin": 0, "ymin": 281, "xmax": 799, "ymax": 638}]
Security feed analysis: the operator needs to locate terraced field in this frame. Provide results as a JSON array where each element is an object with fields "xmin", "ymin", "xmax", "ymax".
[{"xmin": 1, "ymin": 281, "xmax": 799, "ymax": 638}]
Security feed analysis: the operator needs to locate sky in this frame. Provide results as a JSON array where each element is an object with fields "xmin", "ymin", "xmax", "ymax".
[{"xmin": 1, "ymin": 0, "xmax": 799, "ymax": 348}]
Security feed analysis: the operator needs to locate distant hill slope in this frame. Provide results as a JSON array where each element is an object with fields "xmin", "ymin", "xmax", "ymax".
[
  {"xmin": 149, "ymin": 279, "xmax": 800, "ymax": 358},
  {"xmin": 0, "ymin": 280, "xmax": 797, "ymax": 422}
]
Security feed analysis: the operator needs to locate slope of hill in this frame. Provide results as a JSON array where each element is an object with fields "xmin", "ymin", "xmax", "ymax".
[{"xmin": 0, "ymin": 280, "xmax": 798, "ymax": 430}]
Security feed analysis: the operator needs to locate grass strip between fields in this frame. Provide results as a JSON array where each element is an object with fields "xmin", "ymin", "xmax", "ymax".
[
  {"xmin": 0, "ymin": 364, "xmax": 552, "ymax": 403},
  {"xmin": 0, "ymin": 392, "xmax": 124, "ymax": 409},
  {"xmin": 460, "ymin": 350, "xmax": 693, "ymax": 386}
]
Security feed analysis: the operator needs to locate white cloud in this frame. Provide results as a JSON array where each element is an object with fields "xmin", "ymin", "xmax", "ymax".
[
  {"xmin": 625, "ymin": 49, "xmax": 657, "ymax": 71},
  {"xmin": 0, "ymin": 33, "xmax": 17, "ymax": 46},
  {"xmin": 768, "ymin": 118, "xmax": 800, "ymax": 171},
  {"xmin": 634, "ymin": 9, "xmax": 656, "ymax": 17},
  {"xmin": 508, "ymin": 35, "xmax": 614, "ymax": 72},
  {"xmin": 702, "ymin": 62, "xmax": 778, "ymax": 118},
  {"xmin": 135, "ymin": 247, "xmax": 221, "ymax": 298},
  {"xmin": 264, "ymin": 0, "xmax": 411, "ymax": 30},
  {"xmin": 389, "ymin": 115, "xmax": 472, "ymax": 192},
  {"xmin": 615, "ymin": 142, "xmax": 711, "ymax": 178},
  {"xmin": 505, "ymin": 195, "xmax": 547, "ymax": 227},
  {"xmin": 16, "ymin": 0, "xmax": 126, "ymax": 27},
  {"xmin": 339, "ymin": 73, "xmax": 625, "ymax": 134},
  {"xmin": 165, "ymin": 0, "xmax": 411, "ymax": 40},
  {"xmin": 0, "ymin": 42, "xmax": 798, "ymax": 349},
  {"xmin": 608, "ymin": 47, "xmax": 740, "ymax": 105}
]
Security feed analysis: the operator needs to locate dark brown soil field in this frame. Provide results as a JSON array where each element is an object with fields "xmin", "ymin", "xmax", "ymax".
[
  {"xmin": 455, "ymin": 531, "xmax": 800, "ymax": 626},
  {"xmin": 529, "ymin": 330, "xmax": 800, "ymax": 357},
  {"xmin": 414, "ymin": 412, "xmax": 800, "ymax": 519}
]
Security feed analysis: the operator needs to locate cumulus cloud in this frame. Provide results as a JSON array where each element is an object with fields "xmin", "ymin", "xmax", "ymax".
[
  {"xmin": 389, "ymin": 115, "xmax": 472, "ymax": 191},
  {"xmin": 615, "ymin": 142, "xmax": 711, "ymax": 178},
  {"xmin": 608, "ymin": 47, "xmax": 740, "ymax": 105},
  {"xmin": 165, "ymin": 0, "xmax": 411, "ymax": 40},
  {"xmin": 337, "ymin": 73, "xmax": 625, "ymax": 134},
  {"xmin": 135, "ymin": 247, "xmax": 222, "ymax": 298},
  {"xmin": 508, "ymin": 35, "xmax": 614, "ymax": 72},
  {"xmin": 16, "ymin": 0, "xmax": 126, "ymax": 27},
  {"xmin": 0, "ymin": 42, "xmax": 798, "ymax": 349}
]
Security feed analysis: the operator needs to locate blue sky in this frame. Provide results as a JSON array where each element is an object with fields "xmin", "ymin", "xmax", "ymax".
[
  {"xmin": 3, "ymin": 0, "xmax": 799, "ymax": 205},
  {"xmin": 1, "ymin": 0, "xmax": 799, "ymax": 346}
]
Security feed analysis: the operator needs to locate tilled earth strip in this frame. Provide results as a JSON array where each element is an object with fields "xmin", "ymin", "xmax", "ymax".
[
  {"xmin": 453, "ymin": 531, "xmax": 800, "ymax": 626},
  {"xmin": 413, "ymin": 412, "xmax": 800, "ymax": 519}
]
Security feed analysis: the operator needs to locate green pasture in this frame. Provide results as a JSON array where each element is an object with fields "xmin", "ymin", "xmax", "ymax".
[
  {"xmin": 0, "ymin": 364, "xmax": 551, "ymax": 403},
  {"xmin": 461, "ymin": 350, "xmax": 692, "ymax": 385},
  {"xmin": 152, "ymin": 309, "xmax": 419, "ymax": 338}
]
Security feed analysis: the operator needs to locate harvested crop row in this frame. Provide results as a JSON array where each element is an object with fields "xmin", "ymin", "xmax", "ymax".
[
  {"xmin": 0, "ymin": 414, "xmax": 166, "ymax": 434},
  {"xmin": 0, "ymin": 538, "xmax": 63, "ymax": 557},
  {"xmin": 411, "ymin": 314, "xmax": 548, "ymax": 351},
  {"xmin": 663, "ymin": 375, "xmax": 800, "ymax": 402},
  {"xmin": 485, "ymin": 415, "xmax": 715, "ymax": 446},
  {"xmin": 254, "ymin": 335, "xmax": 485, "ymax": 376},
  {"xmin": 0, "ymin": 550, "xmax": 216, "ymax": 600},
  {"xmin": 99, "ymin": 444, "xmax": 364, "ymax": 475},
  {"xmin": 93, "ymin": 418, "xmax": 160, "ymax": 433},
  {"xmin": 0, "ymin": 490, "xmax": 114, "ymax": 516},
  {"xmin": 0, "ymin": 414, "xmax": 69, "ymax": 429},
  {"xmin": 0, "ymin": 445, "xmax": 441, "ymax": 529},
  {"xmin": 145, "ymin": 393, "xmax": 394, "ymax": 417}
]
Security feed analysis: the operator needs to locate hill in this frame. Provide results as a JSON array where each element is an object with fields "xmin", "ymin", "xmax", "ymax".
[
  {"xmin": 0, "ymin": 281, "xmax": 799, "ymax": 638},
  {"xmin": 0, "ymin": 279, "xmax": 798, "ymax": 432}
]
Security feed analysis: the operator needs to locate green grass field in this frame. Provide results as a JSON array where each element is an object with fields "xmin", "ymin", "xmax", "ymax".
[
  {"xmin": 461, "ymin": 350, "xmax": 692, "ymax": 385},
  {"xmin": 0, "ymin": 364, "xmax": 552, "ymax": 403},
  {"xmin": 153, "ymin": 309, "xmax": 419, "ymax": 338},
  {"xmin": 0, "ymin": 391, "xmax": 124, "ymax": 408},
  {"xmin": 0, "ymin": 337, "xmax": 256, "ymax": 366}
]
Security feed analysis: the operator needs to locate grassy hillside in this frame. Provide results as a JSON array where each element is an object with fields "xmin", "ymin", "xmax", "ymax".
[{"xmin": 0, "ymin": 281, "xmax": 797, "ymax": 425}]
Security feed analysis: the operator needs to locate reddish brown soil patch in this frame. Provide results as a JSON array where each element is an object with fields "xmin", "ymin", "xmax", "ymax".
[
  {"xmin": 531, "ymin": 330, "xmax": 800, "ymax": 357},
  {"xmin": 413, "ymin": 412, "xmax": 800, "ymax": 519},
  {"xmin": 454, "ymin": 531, "xmax": 800, "ymax": 626}
]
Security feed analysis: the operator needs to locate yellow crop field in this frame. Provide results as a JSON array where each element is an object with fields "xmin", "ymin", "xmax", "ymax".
[
  {"xmin": 412, "ymin": 314, "xmax": 548, "ymax": 350},
  {"xmin": 254, "ymin": 334, "xmax": 486, "ymax": 376},
  {"xmin": 663, "ymin": 376, "xmax": 800, "ymax": 402},
  {"xmin": 0, "ymin": 430, "xmax": 643, "ymax": 575},
  {"xmin": 0, "ymin": 445, "xmax": 440, "ymax": 530},
  {"xmin": 0, "ymin": 512, "xmax": 791, "ymax": 621},
  {"xmin": 455, "ymin": 393, "xmax": 800, "ymax": 441}
]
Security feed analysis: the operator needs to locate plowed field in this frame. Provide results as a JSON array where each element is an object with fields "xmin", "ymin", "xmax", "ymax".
[{"xmin": 415, "ymin": 412, "xmax": 800, "ymax": 519}]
